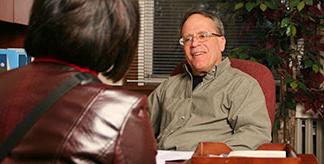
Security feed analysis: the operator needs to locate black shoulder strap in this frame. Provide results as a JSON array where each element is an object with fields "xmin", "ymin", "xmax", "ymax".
[{"xmin": 0, "ymin": 72, "xmax": 96, "ymax": 161}]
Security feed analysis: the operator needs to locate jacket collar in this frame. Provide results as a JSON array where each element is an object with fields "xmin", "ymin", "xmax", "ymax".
[{"xmin": 33, "ymin": 57, "xmax": 98, "ymax": 76}]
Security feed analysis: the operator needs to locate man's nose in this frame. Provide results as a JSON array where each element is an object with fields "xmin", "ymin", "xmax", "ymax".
[{"xmin": 190, "ymin": 37, "xmax": 200, "ymax": 47}]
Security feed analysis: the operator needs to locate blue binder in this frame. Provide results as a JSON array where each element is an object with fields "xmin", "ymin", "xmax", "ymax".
[
  {"xmin": 0, "ymin": 50, "xmax": 7, "ymax": 72},
  {"xmin": 7, "ymin": 48, "xmax": 29, "ymax": 70},
  {"xmin": 6, "ymin": 49, "xmax": 19, "ymax": 70}
]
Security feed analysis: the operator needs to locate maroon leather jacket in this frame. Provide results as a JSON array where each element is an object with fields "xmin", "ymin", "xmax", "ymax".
[{"xmin": 0, "ymin": 61, "xmax": 157, "ymax": 163}]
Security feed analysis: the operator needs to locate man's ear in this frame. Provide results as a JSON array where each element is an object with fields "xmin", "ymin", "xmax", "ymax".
[{"xmin": 220, "ymin": 37, "xmax": 226, "ymax": 52}]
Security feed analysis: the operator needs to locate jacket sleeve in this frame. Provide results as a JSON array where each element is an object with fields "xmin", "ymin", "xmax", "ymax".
[
  {"xmin": 116, "ymin": 95, "xmax": 157, "ymax": 164},
  {"xmin": 224, "ymin": 77, "xmax": 272, "ymax": 150}
]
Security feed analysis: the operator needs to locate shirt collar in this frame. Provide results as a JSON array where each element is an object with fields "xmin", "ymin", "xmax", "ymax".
[{"xmin": 184, "ymin": 57, "xmax": 231, "ymax": 80}]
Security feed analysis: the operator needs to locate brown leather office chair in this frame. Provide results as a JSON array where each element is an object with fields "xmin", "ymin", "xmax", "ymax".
[{"xmin": 171, "ymin": 58, "xmax": 276, "ymax": 126}]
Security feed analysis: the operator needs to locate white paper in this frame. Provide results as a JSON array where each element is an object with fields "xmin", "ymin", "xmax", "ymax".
[
  {"xmin": 156, "ymin": 150, "xmax": 194, "ymax": 164},
  {"xmin": 227, "ymin": 150, "xmax": 286, "ymax": 158}
]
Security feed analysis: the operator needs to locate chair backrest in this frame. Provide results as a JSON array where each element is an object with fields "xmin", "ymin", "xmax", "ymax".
[{"xmin": 171, "ymin": 58, "xmax": 276, "ymax": 126}]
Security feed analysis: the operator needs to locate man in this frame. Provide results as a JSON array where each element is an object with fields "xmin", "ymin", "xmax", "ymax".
[{"xmin": 148, "ymin": 9, "xmax": 272, "ymax": 151}]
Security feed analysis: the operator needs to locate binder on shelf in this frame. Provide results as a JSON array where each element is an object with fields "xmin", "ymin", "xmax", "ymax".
[
  {"xmin": 6, "ymin": 49, "xmax": 19, "ymax": 70},
  {"xmin": 6, "ymin": 48, "xmax": 31, "ymax": 70},
  {"xmin": 0, "ymin": 49, "xmax": 7, "ymax": 72}
]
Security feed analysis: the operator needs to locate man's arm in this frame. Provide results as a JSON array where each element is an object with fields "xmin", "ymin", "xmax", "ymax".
[
  {"xmin": 147, "ymin": 84, "xmax": 164, "ymax": 137},
  {"xmin": 224, "ymin": 77, "xmax": 272, "ymax": 150}
]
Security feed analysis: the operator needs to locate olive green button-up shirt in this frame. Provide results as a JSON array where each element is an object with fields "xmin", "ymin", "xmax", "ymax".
[{"xmin": 148, "ymin": 58, "xmax": 272, "ymax": 151}]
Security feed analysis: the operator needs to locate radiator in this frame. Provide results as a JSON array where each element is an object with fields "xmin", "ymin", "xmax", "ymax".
[{"xmin": 295, "ymin": 105, "xmax": 323, "ymax": 164}]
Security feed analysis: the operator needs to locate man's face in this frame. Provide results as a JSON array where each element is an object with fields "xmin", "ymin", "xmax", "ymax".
[{"xmin": 181, "ymin": 14, "xmax": 226, "ymax": 76}]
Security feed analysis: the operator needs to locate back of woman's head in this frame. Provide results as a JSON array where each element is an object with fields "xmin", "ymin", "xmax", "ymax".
[{"xmin": 25, "ymin": 0, "xmax": 140, "ymax": 82}]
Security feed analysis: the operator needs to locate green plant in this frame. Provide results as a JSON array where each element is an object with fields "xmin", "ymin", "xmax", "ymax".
[{"xmin": 229, "ymin": 0, "xmax": 323, "ymax": 124}]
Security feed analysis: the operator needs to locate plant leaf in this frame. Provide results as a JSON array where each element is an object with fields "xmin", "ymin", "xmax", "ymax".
[
  {"xmin": 304, "ymin": 60, "xmax": 313, "ymax": 68},
  {"xmin": 245, "ymin": 2, "xmax": 256, "ymax": 12},
  {"xmin": 312, "ymin": 64, "xmax": 320, "ymax": 73},
  {"xmin": 297, "ymin": 1, "xmax": 305, "ymax": 11},
  {"xmin": 286, "ymin": 75, "xmax": 295, "ymax": 83},
  {"xmin": 305, "ymin": 0, "xmax": 313, "ymax": 5},
  {"xmin": 286, "ymin": 26, "xmax": 291, "ymax": 36},
  {"xmin": 250, "ymin": 57, "xmax": 257, "ymax": 62},
  {"xmin": 260, "ymin": 3, "xmax": 267, "ymax": 12},
  {"xmin": 290, "ymin": 81, "xmax": 299, "ymax": 90},
  {"xmin": 291, "ymin": 25, "xmax": 297, "ymax": 36},
  {"xmin": 264, "ymin": 0, "xmax": 279, "ymax": 10},
  {"xmin": 290, "ymin": 0, "xmax": 301, "ymax": 9},
  {"xmin": 234, "ymin": 2, "xmax": 244, "ymax": 10},
  {"xmin": 239, "ymin": 53, "xmax": 250, "ymax": 59},
  {"xmin": 298, "ymin": 82, "xmax": 307, "ymax": 91},
  {"xmin": 308, "ymin": 15, "xmax": 316, "ymax": 22},
  {"xmin": 286, "ymin": 24, "xmax": 297, "ymax": 37},
  {"xmin": 281, "ymin": 18, "xmax": 289, "ymax": 28}
]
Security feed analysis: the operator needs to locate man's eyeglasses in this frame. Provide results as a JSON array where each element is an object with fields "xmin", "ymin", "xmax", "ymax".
[{"xmin": 179, "ymin": 31, "xmax": 223, "ymax": 46}]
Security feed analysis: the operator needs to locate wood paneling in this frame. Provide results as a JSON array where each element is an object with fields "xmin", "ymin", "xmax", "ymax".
[
  {"xmin": 0, "ymin": 0, "xmax": 33, "ymax": 25},
  {"xmin": 14, "ymin": 0, "xmax": 34, "ymax": 25},
  {"xmin": 0, "ymin": 0, "xmax": 14, "ymax": 23}
]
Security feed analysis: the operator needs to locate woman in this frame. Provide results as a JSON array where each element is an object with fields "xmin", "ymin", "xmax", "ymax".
[{"xmin": 0, "ymin": 0, "xmax": 156, "ymax": 163}]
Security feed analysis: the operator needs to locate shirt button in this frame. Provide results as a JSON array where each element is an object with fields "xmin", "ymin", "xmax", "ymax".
[{"xmin": 180, "ymin": 116, "xmax": 185, "ymax": 120}]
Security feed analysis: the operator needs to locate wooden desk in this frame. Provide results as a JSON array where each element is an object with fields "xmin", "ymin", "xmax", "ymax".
[
  {"xmin": 166, "ymin": 154, "xmax": 318, "ymax": 164},
  {"xmin": 165, "ymin": 142, "xmax": 319, "ymax": 164},
  {"xmin": 299, "ymin": 154, "xmax": 318, "ymax": 164}
]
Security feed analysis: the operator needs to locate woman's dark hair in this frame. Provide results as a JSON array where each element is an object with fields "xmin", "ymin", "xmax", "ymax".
[
  {"xmin": 25, "ymin": 0, "xmax": 140, "ymax": 82},
  {"xmin": 180, "ymin": 8, "xmax": 225, "ymax": 36}
]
